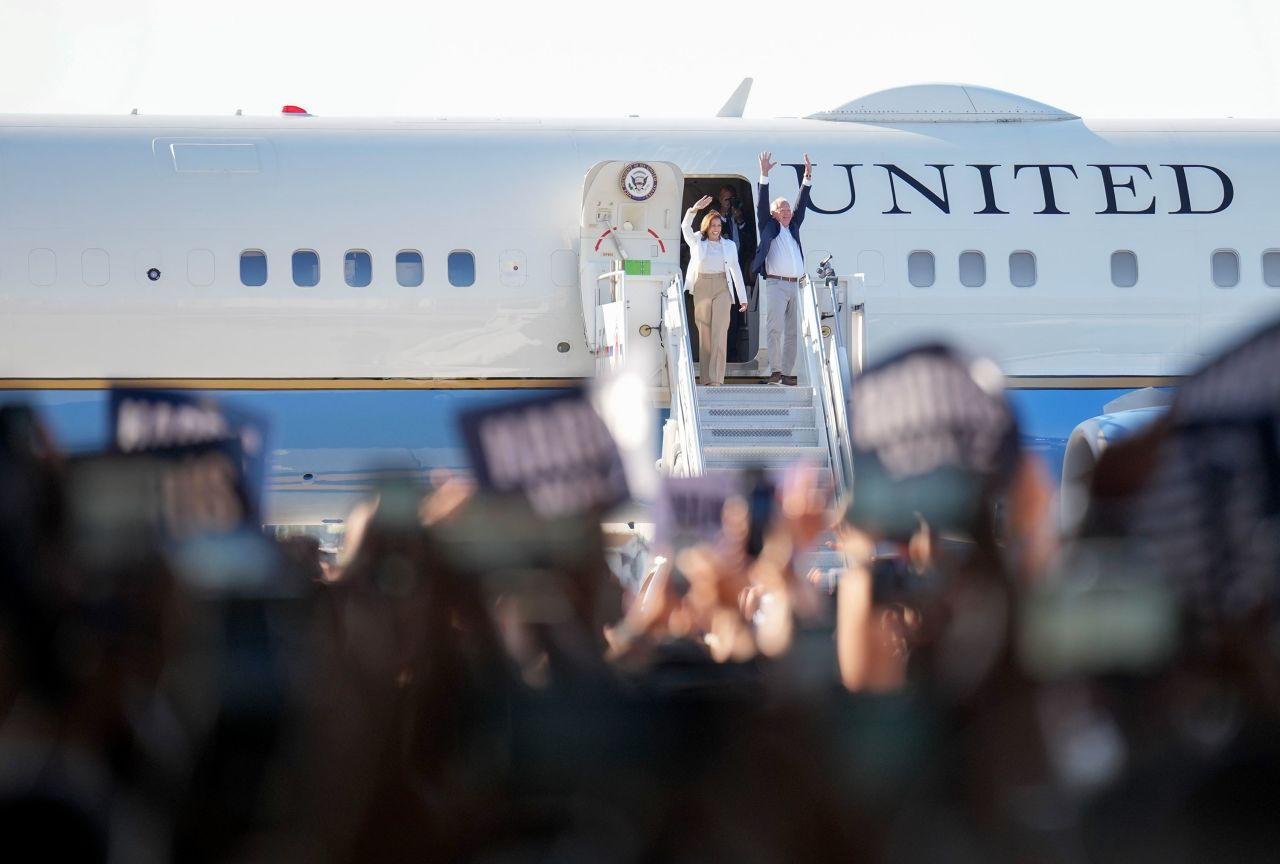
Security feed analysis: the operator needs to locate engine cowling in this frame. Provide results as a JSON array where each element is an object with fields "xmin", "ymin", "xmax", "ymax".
[{"xmin": 1059, "ymin": 389, "xmax": 1172, "ymax": 532}]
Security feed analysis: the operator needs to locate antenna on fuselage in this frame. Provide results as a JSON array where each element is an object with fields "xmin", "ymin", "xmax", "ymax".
[{"xmin": 716, "ymin": 78, "xmax": 753, "ymax": 118}]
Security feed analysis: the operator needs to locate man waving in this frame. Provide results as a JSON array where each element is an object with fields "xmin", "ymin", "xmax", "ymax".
[{"xmin": 750, "ymin": 151, "xmax": 812, "ymax": 386}]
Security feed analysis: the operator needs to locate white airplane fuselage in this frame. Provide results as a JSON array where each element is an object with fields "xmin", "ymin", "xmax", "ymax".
[{"xmin": 3, "ymin": 98, "xmax": 1277, "ymax": 522}]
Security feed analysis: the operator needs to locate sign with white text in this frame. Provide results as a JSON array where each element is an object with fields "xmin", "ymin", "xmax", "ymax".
[
  {"xmin": 653, "ymin": 473, "xmax": 737, "ymax": 554},
  {"xmin": 458, "ymin": 388, "xmax": 629, "ymax": 518},
  {"xmin": 110, "ymin": 388, "xmax": 268, "ymax": 525}
]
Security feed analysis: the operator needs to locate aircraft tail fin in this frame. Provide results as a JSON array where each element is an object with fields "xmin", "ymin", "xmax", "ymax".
[{"xmin": 716, "ymin": 78, "xmax": 753, "ymax": 118}]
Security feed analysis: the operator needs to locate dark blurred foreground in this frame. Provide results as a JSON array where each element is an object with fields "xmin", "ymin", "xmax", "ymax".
[{"xmin": 5, "ymin": 334, "xmax": 1280, "ymax": 862}]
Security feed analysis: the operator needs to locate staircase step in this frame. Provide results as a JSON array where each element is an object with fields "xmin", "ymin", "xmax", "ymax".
[
  {"xmin": 698, "ymin": 385, "xmax": 813, "ymax": 406},
  {"xmin": 697, "ymin": 405, "xmax": 816, "ymax": 427},
  {"xmin": 702, "ymin": 426, "xmax": 819, "ymax": 446},
  {"xmin": 703, "ymin": 445, "xmax": 829, "ymax": 470}
]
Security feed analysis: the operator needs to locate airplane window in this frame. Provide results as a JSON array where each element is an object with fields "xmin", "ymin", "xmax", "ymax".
[
  {"xmin": 1263, "ymin": 251, "xmax": 1280, "ymax": 287},
  {"xmin": 1111, "ymin": 251, "xmax": 1138, "ymax": 287},
  {"xmin": 29, "ymin": 249, "xmax": 56, "ymax": 287},
  {"xmin": 959, "ymin": 251, "xmax": 985, "ymax": 287},
  {"xmin": 293, "ymin": 250, "xmax": 320, "ymax": 287},
  {"xmin": 188, "ymin": 250, "xmax": 215, "ymax": 287},
  {"xmin": 1010, "ymin": 251, "xmax": 1036, "ymax": 288},
  {"xmin": 345, "ymin": 250, "xmax": 372, "ymax": 287},
  {"xmin": 396, "ymin": 250, "xmax": 424, "ymax": 287},
  {"xmin": 448, "ymin": 250, "xmax": 475, "ymax": 287},
  {"xmin": 240, "ymin": 250, "xmax": 267, "ymax": 287},
  {"xmin": 82, "ymin": 249, "xmax": 110, "ymax": 287},
  {"xmin": 908, "ymin": 251, "xmax": 935, "ymax": 288},
  {"xmin": 1212, "ymin": 250, "xmax": 1239, "ymax": 288}
]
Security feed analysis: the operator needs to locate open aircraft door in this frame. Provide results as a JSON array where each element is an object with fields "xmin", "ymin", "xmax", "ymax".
[{"xmin": 579, "ymin": 160, "xmax": 684, "ymax": 383}]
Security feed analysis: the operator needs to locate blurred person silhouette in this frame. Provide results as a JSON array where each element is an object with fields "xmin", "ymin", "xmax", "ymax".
[
  {"xmin": 0, "ymin": 405, "xmax": 70, "ymax": 707},
  {"xmin": 1132, "ymin": 318, "xmax": 1280, "ymax": 652},
  {"xmin": 277, "ymin": 533, "xmax": 326, "ymax": 583},
  {"xmin": 1135, "ymin": 319, "xmax": 1280, "ymax": 714},
  {"xmin": 300, "ymin": 476, "xmax": 638, "ymax": 861},
  {"xmin": 0, "ymin": 406, "xmax": 240, "ymax": 862},
  {"xmin": 0, "ymin": 405, "xmax": 112, "ymax": 861},
  {"xmin": 300, "ymin": 478, "xmax": 513, "ymax": 862},
  {"xmin": 833, "ymin": 344, "xmax": 1073, "ymax": 861},
  {"xmin": 836, "ymin": 343, "xmax": 1053, "ymax": 696},
  {"xmin": 1038, "ymin": 319, "xmax": 1280, "ymax": 864}
]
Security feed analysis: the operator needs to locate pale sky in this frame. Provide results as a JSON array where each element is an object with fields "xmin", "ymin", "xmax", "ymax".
[{"xmin": 2, "ymin": 0, "xmax": 1278, "ymax": 120}]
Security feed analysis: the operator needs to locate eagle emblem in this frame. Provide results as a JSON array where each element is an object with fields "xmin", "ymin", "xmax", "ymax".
[{"xmin": 620, "ymin": 162, "xmax": 658, "ymax": 201}]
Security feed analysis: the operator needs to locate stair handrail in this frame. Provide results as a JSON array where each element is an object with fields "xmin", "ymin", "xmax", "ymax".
[
  {"xmin": 799, "ymin": 273, "xmax": 854, "ymax": 498},
  {"xmin": 661, "ymin": 273, "xmax": 704, "ymax": 476},
  {"xmin": 823, "ymin": 275, "xmax": 858, "ymax": 492}
]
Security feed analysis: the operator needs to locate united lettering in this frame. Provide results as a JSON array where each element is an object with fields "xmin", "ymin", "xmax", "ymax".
[{"xmin": 790, "ymin": 162, "xmax": 1234, "ymax": 216}]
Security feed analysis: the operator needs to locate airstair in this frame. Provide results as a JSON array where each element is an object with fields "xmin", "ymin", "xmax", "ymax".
[
  {"xmin": 659, "ymin": 266, "xmax": 857, "ymax": 492},
  {"xmin": 698, "ymin": 383, "xmax": 827, "ymax": 471},
  {"xmin": 657, "ymin": 265, "xmax": 860, "ymax": 579}
]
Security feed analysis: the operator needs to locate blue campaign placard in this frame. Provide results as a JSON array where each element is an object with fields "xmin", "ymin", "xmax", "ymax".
[
  {"xmin": 653, "ymin": 473, "xmax": 738, "ymax": 555},
  {"xmin": 109, "ymin": 388, "xmax": 269, "ymax": 525},
  {"xmin": 458, "ymin": 387, "xmax": 629, "ymax": 518}
]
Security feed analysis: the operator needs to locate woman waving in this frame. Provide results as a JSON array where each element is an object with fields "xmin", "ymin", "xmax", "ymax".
[{"xmin": 682, "ymin": 195, "xmax": 749, "ymax": 386}]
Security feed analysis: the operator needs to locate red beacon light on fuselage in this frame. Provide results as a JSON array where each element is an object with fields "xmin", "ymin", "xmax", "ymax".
[{"xmin": 281, "ymin": 105, "xmax": 312, "ymax": 116}]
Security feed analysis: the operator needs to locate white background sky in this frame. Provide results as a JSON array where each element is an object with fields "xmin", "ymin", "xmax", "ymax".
[{"xmin": 2, "ymin": 0, "xmax": 1278, "ymax": 120}]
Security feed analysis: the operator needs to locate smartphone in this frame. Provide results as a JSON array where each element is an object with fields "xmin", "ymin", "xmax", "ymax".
[{"xmin": 743, "ymin": 467, "xmax": 775, "ymax": 557}]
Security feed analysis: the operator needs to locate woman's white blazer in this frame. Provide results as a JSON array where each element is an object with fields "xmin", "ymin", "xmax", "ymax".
[{"xmin": 681, "ymin": 210, "xmax": 748, "ymax": 305}]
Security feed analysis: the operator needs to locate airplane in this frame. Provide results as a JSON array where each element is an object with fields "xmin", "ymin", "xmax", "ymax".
[{"xmin": 2, "ymin": 83, "xmax": 1276, "ymax": 527}]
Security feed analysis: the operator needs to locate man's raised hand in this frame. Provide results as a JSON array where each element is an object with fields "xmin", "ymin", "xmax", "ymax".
[
  {"xmin": 803, "ymin": 152, "xmax": 812, "ymax": 180},
  {"xmin": 759, "ymin": 151, "xmax": 776, "ymax": 177}
]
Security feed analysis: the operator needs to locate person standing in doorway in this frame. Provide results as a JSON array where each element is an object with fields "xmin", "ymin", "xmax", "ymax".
[
  {"xmin": 716, "ymin": 184, "xmax": 751, "ymax": 366},
  {"xmin": 750, "ymin": 151, "xmax": 812, "ymax": 386},
  {"xmin": 716, "ymin": 184, "xmax": 749, "ymax": 248},
  {"xmin": 682, "ymin": 196, "xmax": 749, "ymax": 386}
]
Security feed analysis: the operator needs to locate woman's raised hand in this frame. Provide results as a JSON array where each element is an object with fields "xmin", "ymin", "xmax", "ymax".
[{"xmin": 691, "ymin": 195, "xmax": 714, "ymax": 211}]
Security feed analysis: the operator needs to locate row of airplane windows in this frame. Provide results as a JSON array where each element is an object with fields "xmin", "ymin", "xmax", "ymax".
[
  {"xmin": 10, "ymin": 248, "xmax": 479, "ymax": 289},
  {"xmin": 240, "ymin": 249, "xmax": 476, "ymax": 288},
  {"xmin": 10, "ymin": 247, "xmax": 1280, "ymax": 290},
  {"xmin": 905, "ymin": 249, "xmax": 1280, "ymax": 289}
]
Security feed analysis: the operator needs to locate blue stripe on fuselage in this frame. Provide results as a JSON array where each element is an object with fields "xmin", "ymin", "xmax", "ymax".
[
  {"xmin": 11, "ymin": 386, "xmax": 563, "ymax": 466},
  {"xmin": 5, "ymin": 386, "xmax": 1163, "ymax": 521}
]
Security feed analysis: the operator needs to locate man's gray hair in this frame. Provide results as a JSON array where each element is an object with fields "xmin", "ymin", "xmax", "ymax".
[{"xmin": 770, "ymin": 197, "xmax": 791, "ymax": 214}]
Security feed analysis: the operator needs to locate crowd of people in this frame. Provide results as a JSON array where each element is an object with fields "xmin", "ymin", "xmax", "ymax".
[{"xmin": 4, "ymin": 318, "xmax": 1280, "ymax": 862}]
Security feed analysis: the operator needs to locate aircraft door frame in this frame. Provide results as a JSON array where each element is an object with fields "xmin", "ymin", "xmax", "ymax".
[
  {"xmin": 681, "ymin": 173, "xmax": 760, "ymax": 371},
  {"xmin": 578, "ymin": 161, "xmax": 684, "ymax": 381}
]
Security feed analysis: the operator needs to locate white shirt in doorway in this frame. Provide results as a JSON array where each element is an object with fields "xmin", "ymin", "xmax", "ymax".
[
  {"xmin": 766, "ymin": 225, "xmax": 804, "ymax": 279},
  {"xmin": 699, "ymin": 241, "xmax": 725, "ymax": 274}
]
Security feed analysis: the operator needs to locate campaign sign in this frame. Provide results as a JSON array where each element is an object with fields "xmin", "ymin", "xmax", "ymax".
[
  {"xmin": 110, "ymin": 389, "xmax": 268, "ymax": 525},
  {"xmin": 653, "ymin": 473, "xmax": 737, "ymax": 554},
  {"xmin": 458, "ymin": 388, "xmax": 629, "ymax": 518},
  {"xmin": 69, "ymin": 439, "xmax": 251, "ymax": 543}
]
